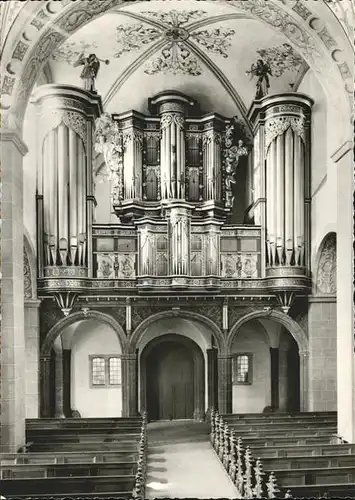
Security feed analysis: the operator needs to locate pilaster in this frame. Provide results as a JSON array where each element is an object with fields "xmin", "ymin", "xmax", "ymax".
[
  {"xmin": 217, "ymin": 354, "xmax": 232, "ymax": 414},
  {"xmin": 1, "ymin": 131, "xmax": 27, "ymax": 452},
  {"xmin": 121, "ymin": 353, "xmax": 138, "ymax": 417}
]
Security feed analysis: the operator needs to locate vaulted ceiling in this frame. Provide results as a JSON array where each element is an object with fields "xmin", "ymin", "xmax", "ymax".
[{"xmin": 44, "ymin": 1, "xmax": 308, "ymax": 118}]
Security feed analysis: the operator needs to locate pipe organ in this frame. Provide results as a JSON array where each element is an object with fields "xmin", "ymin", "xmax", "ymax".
[
  {"xmin": 32, "ymin": 85, "xmax": 102, "ymax": 279},
  {"xmin": 248, "ymin": 93, "xmax": 313, "ymax": 292},
  {"xmin": 33, "ymin": 87, "xmax": 313, "ymax": 303}
]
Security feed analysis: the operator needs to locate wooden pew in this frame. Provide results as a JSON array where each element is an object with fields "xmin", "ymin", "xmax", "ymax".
[
  {"xmin": 277, "ymin": 482, "xmax": 355, "ymax": 498},
  {"xmin": 0, "ymin": 475, "xmax": 136, "ymax": 496},
  {"xmin": 238, "ymin": 434, "xmax": 334, "ymax": 447},
  {"xmin": 249, "ymin": 442, "xmax": 355, "ymax": 459},
  {"xmin": 227, "ymin": 426, "xmax": 337, "ymax": 437},
  {"xmin": 0, "ymin": 450, "xmax": 139, "ymax": 465},
  {"xmin": 1, "ymin": 461, "xmax": 138, "ymax": 479},
  {"xmin": 268, "ymin": 465, "xmax": 355, "ymax": 486},
  {"xmin": 26, "ymin": 416, "xmax": 142, "ymax": 430},
  {"xmin": 260, "ymin": 453, "xmax": 355, "ymax": 470}
]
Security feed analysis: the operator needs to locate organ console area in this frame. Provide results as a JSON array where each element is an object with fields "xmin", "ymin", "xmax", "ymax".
[{"xmin": 32, "ymin": 85, "xmax": 313, "ymax": 306}]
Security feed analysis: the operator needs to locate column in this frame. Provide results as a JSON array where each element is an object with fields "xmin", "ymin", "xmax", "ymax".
[
  {"xmin": 217, "ymin": 354, "xmax": 232, "ymax": 414},
  {"xmin": 299, "ymin": 350, "xmax": 309, "ymax": 412},
  {"xmin": 63, "ymin": 350, "xmax": 72, "ymax": 417},
  {"xmin": 270, "ymin": 347, "xmax": 279, "ymax": 410},
  {"xmin": 54, "ymin": 350, "xmax": 65, "ymax": 418},
  {"xmin": 278, "ymin": 345, "xmax": 288, "ymax": 411},
  {"xmin": 25, "ymin": 300, "xmax": 41, "ymax": 418},
  {"xmin": 207, "ymin": 348, "xmax": 218, "ymax": 412},
  {"xmin": 333, "ymin": 142, "xmax": 354, "ymax": 442},
  {"xmin": 1, "ymin": 131, "xmax": 27, "ymax": 452},
  {"xmin": 121, "ymin": 354, "xmax": 138, "ymax": 417},
  {"xmin": 40, "ymin": 355, "xmax": 52, "ymax": 418}
]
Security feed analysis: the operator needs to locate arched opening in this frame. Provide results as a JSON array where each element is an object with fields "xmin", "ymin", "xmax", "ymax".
[
  {"xmin": 228, "ymin": 310, "xmax": 308, "ymax": 412},
  {"xmin": 141, "ymin": 334, "xmax": 205, "ymax": 422},
  {"xmin": 230, "ymin": 318, "xmax": 301, "ymax": 413},
  {"xmin": 40, "ymin": 312, "xmax": 127, "ymax": 418}
]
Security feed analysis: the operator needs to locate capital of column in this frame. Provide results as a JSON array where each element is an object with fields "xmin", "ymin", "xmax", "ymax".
[
  {"xmin": 121, "ymin": 353, "xmax": 138, "ymax": 361},
  {"xmin": 299, "ymin": 350, "xmax": 309, "ymax": 359},
  {"xmin": 1, "ymin": 130, "xmax": 28, "ymax": 156}
]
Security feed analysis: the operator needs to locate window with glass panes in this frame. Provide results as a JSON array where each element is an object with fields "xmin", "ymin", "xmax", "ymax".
[
  {"xmin": 233, "ymin": 353, "xmax": 252, "ymax": 384},
  {"xmin": 90, "ymin": 355, "xmax": 121, "ymax": 387}
]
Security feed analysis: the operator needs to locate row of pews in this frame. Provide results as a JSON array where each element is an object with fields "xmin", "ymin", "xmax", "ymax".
[
  {"xmin": 211, "ymin": 409, "xmax": 355, "ymax": 498},
  {"xmin": 0, "ymin": 414, "xmax": 148, "ymax": 499}
]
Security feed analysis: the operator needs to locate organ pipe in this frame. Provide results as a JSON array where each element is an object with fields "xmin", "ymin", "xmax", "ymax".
[
  {"xmin": 32, "ymin": 85, "xmax": 102, "ymax": 275},
  {"xmin": 250, "ymin": 94, "xmax": 313, "ymax": 274}
]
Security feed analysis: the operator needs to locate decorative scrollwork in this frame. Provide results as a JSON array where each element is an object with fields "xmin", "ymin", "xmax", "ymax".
[
  {"xmin": 95, "ymin": 112, "xmax": 124, "ymax": 204},
  {"xmin": 24, "ymin": 246, "xmax": 32, "ymax": 299},
  {"xmin": 265, "ymin": 115, "xmax": 305, "ymax": 152}
]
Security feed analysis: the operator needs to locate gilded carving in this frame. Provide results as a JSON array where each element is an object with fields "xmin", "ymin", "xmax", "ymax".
[
  {"xmin": 265, "ymin": 115, "xmax": 305, "ymax": 152},
  {"xmin": 96, "ymin": 253, "xmax": 136, "ymax": 279},
  {"xmin": 24, "ymin": 246, "xmax": 32, "ymax": 299},
  {"xmin": 221, "ymin": 254, "xmax": 258, "ymax": 279},
  {"xmin": 95, "ymin": 112, "xmax": 124, "ymax": 204},
  {"xmin": 39, "ymin": 109, "xmax": 87, "ymax": 152},
  {"xmin": 316, "ymin": 234, "xmax": 336, "ymax": 295}
]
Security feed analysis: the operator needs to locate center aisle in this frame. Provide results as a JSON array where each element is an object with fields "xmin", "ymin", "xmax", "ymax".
[{"xmin": 145, "ymin": 420, "xmax": 238, "ymax": 499}]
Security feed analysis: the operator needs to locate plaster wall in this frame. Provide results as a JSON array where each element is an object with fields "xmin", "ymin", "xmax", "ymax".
[
  {"xmin": 307, "ymin": 300, "xmax": 337, "ymax": 411},
  {"xmin": 231, "ymin": 321, "xmax": 271, "ymax": 413},
  {"xmin": 71, "ymin": 319, "xmax": 123, "ymax": 417}
]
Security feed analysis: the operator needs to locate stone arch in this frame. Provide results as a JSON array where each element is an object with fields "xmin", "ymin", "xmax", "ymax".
[
  {"xmin": 227, "ymin": 309, "xmax": 309, "ymax": 411},
  {"xmin": 23, "ymin": 231, "xmax": 36, "ymax": 299},
  {"xmin": 314, "ymin": 232, "xmax": 337, "ymax": 295},
  {"xmin": 140, "ymin": 333, "xmax": 205, "ymax": 420},
  {"xmin": 129, "ymin": 310, "xmax": 225, "ymax": 354},
  {"xmin": 227, "ymin": 309, "xmax": 308, "ymax": 354},
  {"xmin": 40, "ymin": 310, "xmax": 128, "ymax": 357},
  {"xmin": 1, "ymin": 0, "xmax": 352, "ymax": 146}
]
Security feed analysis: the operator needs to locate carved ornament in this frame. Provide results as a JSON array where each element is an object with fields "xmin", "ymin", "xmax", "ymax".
[
  {"xmin": 24, "ymin": 246, "xmax": 33, "ymax": 299},
  {"xmin": 265, "ymin": 115, "xmax": 305, "ymax": 152},
  {"xmin": 316, "ymin": 233, "xmax": 336, "ymax": 294}
]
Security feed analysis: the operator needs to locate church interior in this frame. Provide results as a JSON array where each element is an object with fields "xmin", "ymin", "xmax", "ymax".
[{"xmin": 0, "ymin": 0, "xmax": 354, "ymax": 498}]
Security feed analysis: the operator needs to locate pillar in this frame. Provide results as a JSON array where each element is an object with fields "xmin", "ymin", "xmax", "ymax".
[
  {"xmin": 121, "ymin": 354, "xmax": 138, "ymax": 417},
  {"xmin": 40, "ymin": 355, "xmax": 51, "ymax": 418},
  {"xmin": 24, "ymin": 300, "xmax": 41, "ymax": 418},
  {"xmin": 63, "ymin": 349, "xmax": 72, "ymax": 417},
  {"xmin": 270, "ymin": 347, "xmax": 279, "ymax": 410},
  {"xmin": 31, "ymin": 85, "xmax": 102, "ymax": 279},
  {"xmin": 299, "ymin": 350, "xmax": 309, "ymax": 412},
  {"xmin": 207, "ymin": 348, "xmax": 218, "ymax": 411},
  {"xmin": 333, "ymin": 141, "xmax": 354, "ymax": 442},
  {"xmin": 278, "ymin": 345, "xmax": 288, "ymax": 411},
  {"xmin": 1, "ymin": 131, "xmax": 27, "ymax": 452},
  {"xmin": 54, "ymin": 350, "xmax": 65, "ymax": 418},
  {"xmin": 217, "ymin": 354, "xmax": 232, "ymax": 414}
]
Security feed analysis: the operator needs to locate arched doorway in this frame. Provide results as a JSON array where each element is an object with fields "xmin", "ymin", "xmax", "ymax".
[{"xmin": 141, "ymin": 334, "xmax": 205, "ymax": 422}]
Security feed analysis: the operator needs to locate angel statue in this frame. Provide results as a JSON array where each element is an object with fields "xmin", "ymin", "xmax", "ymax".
[
  {"xmin": 246, "ymin": 59, "xmax": 272, "ymax": 100},
  {"xmin": 74, "ymin": 53, "xmax": 109, "ymax": 92}
]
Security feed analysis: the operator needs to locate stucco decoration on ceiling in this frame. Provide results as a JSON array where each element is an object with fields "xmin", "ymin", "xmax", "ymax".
[
  {"xmin": 255, "ymin": 43, "xmax": 304, "ymax": 78},
  {"xmin": 113, "ymin": 10, "xmax": 236, "ymax": 76},
  {"xmin": 316, "ymin": 233, "xmax": 336, "ymax": 295},
  {"xmin": 114, "ymin": 24, "xmax": 161, "ymax": 58},
  {"xmin": 1, "ymin": 0, "xmax": 352, "ymax": 132},
  {"xmin": 52, "ymin": 41, "xmax": 99, "ymax": 65}
]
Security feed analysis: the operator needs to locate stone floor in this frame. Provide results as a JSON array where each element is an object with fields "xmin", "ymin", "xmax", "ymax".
[{"xmin": 145, "ymin": 420, "xmax": 238, "ymax": 499}]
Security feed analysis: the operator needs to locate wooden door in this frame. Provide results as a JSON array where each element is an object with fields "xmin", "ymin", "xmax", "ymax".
[{"xmin": 147, "ymin": 341, "xmax": 194, "ymax": 420}]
